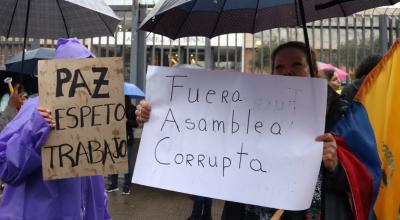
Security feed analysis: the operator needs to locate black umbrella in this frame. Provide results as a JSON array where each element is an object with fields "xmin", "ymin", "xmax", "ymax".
[
  {"xmin": 0, "ymin": 0, "xmax": 120, "ymax": 73},
  {"xmin": 139, "ymin": 0, "xmax": 399, "ymax": 76}
]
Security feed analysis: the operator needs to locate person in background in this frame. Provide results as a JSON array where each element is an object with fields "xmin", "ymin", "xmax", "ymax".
[
  {"xmin": 319, "ymin": 68, "xmax": 349, "ymax": 131},
  {"xmin": 107, "ymin": 96, "xmax": 138, "ymax": 195},
  {"xmin": 0, "ymin": 84, "xmax": 24, "ymax": 132},
  {"xmin": 186, "ymin": 196, "xmax": 213, "ymax": 220},
  {"xmin": 341, "ymin": 54, "xmax": 382, "ymax": 103},
  {"xmin": 0, "ymin": 38, "xmax": 112, "ymax": 220},
  {"xmin": 320, "ymin": 68, "xmax": 341, "ymax": 92}
]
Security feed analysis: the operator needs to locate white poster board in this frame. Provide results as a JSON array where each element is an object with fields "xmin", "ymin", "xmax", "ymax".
[{"xmin": 133, "ymin": 66, "xmax": 327, "ymax": 210}]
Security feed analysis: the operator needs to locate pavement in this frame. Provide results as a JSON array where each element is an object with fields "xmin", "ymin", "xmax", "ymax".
[
  {"xmin": 2, "ymin": 182, "xmax": 400, "ymax": 219},
  {"xmin": 0, "ymin": 184, "xmax": 224, "ymax": 220},
  {"xmin": 108, "ymin": 184, "xmax": 224, "ymax": 220},
  {"xmin": 107, "ymin": 138, "xmax": 224, "ymax": 220}
]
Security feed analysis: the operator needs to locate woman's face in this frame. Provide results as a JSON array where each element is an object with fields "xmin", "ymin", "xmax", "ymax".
[
  {"xmin": 328, "ymin": 72, "xmax": 341, "ymax": 91},
  {"xmin": 273, "ymin": 48, "xmax": 310, "ymax": 77}
]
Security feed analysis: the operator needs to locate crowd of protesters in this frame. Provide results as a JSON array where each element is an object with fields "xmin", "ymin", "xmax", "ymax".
[{"xmin": 0, "ymin": 38, "xmax": 382, "ymax": 220}]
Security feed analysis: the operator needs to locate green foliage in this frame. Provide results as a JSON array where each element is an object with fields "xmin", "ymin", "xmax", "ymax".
[
  {"xmin": 250, "ymin": 39, "xmax": 279, "ymax": 72},
  {"xmin": 335, "ymin": 38, "xmax": 381, "ymax": 69}
]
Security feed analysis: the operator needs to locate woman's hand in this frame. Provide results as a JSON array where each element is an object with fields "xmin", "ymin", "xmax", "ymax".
[
  {"xmin": 135, "ymin": 100, "xmax": 151, "ymax": 127},
  {"xmin": 8, "ymin": 84, "xmax": 24, "ymax": 111},
  {"xmin": 37, "ymin": 107, "xmax": 56, "ymax": 128},
  {"xmin": 315, "ymin": 133, "xmax": 338, "ymax": 172}
]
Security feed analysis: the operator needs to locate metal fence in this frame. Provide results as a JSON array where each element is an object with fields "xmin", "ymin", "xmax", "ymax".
[{"xmin": 0, "ymin": 5, "xmax": 399, "ymax": 89}]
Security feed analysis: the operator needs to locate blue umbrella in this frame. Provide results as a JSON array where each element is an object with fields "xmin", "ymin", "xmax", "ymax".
[
  {"xmin": 124, "ymin": 82, "xmax": 145, "ymax": 99},
  {"xmin": 5, "ymin": 48, "xmax": 55, "ymax": 75}
]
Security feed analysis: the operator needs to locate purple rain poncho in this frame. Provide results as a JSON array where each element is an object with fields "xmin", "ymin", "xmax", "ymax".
[{"xmin": 0, "ymin": 97, "xmax": 112, "ymax": 220}]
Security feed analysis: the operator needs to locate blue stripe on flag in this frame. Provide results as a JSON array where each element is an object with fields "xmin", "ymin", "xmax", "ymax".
[{"xmin": 332, "ymin": 102, "xmax": 382, "ymax": 202}]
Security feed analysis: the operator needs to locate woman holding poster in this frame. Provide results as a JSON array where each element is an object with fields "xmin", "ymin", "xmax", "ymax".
[
  {"xmin": 0, "ymin": 38, "xmax": 112, "ymax": 220},
  {"xmin": 219, "ymin": 42, "xmax": 352, "ymax": 220},
  {"xmin": 135, "ymin": 41, "xmax": 362, "ymax": 220}
]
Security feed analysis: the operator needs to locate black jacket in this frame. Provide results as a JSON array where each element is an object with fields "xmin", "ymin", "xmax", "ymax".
[
  {"xmin": 126, "ymin": 105, "xmax": 138, "ymax": 145},
  {"xmin": 341, "ymin": 78, "xmax": 364, "ymax": 104},
  {"xmin": 221, "ymin": 88, "xmax": 354, "ymax": 220}
]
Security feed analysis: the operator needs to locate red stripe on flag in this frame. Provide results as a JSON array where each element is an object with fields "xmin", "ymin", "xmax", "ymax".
[{"xmin": 335, "ymin": 136, "xmax": 374, "ymax": 220}]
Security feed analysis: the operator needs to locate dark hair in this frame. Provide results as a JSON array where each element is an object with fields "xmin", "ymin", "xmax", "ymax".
[
  {"xmin": 321, "ymin": 68, "xmax": 336, "ymax": 81},
  {"xmin": 355, "ymin": 54, "xmax": 382, "ymax": 79},
  {"xmin": 125, "ymin": 95, "xmax": 133, "ymax": 108},
  {"xmin": 271, "ymin": 41, "xmax": 318, "ymax": 76}
]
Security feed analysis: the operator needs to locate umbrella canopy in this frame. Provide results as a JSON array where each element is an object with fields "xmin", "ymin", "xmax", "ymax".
[
  {"xmin": 0, "ymin": 0, "xmax": 120, "ymax": 39},
  {"xmin": 124, "ymin": 82, "xmax": 145, "ymax": 99},
  {"xmin": 317, "ymin": 61, "xmax": 348, "ymax": 80},
  {"xmin": 5, "ymin": 48, "xmax": 55, "ymax": 75},
  {"xmin": 0, "ymin": 0, "xmax": 120, "ymax": 75},
  {"xmin": 140, "ymin": 0, "xmax": 399, "ymax": 39}
]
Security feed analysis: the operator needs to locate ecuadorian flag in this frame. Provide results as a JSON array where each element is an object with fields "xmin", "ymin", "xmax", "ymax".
[{"xmin": 331, "ymin": 39, "xmax": 400, "ymax": 220}]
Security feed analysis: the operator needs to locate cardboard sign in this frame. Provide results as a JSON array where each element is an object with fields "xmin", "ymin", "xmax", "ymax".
[
  {"xmin": 38, "ymin": 57, "xmax": 127, "ymax": 180},
  {"xmin": 133, "ymin": 66, "xmax": 327, "ymax": 211}
]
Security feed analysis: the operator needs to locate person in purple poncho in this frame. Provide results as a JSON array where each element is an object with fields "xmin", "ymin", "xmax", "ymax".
[{"xmin": 0, "ymin": 38, "xmax": 112, "ymax": 220}]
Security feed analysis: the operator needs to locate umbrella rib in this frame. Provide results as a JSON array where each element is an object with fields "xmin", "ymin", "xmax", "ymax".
[
  {"xmin": 250, "ymin": 0, "xmax": 260, "ymax": 33},
  {"xmin": 315, "ymin": 0, "xmax": 354, "ymax": 10},
  {"xmin": 6, "ymin": 0, "xmax": 20, "ymax": 38},
  {"xmin": 56, "ymin": 0, "xmax": 70, "ymax": 37},
  {"xmin": 298, "ymin": 0, "xmax": 315, "ymax": 77},
  {"xmin": 337, "ymin": 2, "xmax": 347, "ymax": 17},
  {"xmin": 210, "ymin": 0, "xmax": 228, "ymax": 38},
  {"xmin": 21, "ymin": 0, "xmax": 32, "ymax": 74},
  {"xmin": 95, "ymin": 12, "xmax": 115, "ymax": 37},
  {"xmin": 172, "ymin": 0, "xmax": 198, "ymax": 40},
  {"xmin": 315, "ymin": 0, "xmax": 354, "ymax": 16},
  {"xmin": 141, "ymin": 2, "xmax": 168, "ymax": 37},
  {"xmin": 294, "ymin": 0, "xmax": 300, "ymax": 26}
]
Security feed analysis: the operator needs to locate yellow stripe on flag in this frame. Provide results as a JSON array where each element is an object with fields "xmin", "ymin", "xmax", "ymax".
[{"xmin": 356, "ymin": 39, "xmax": 400, "ymax": 220}]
